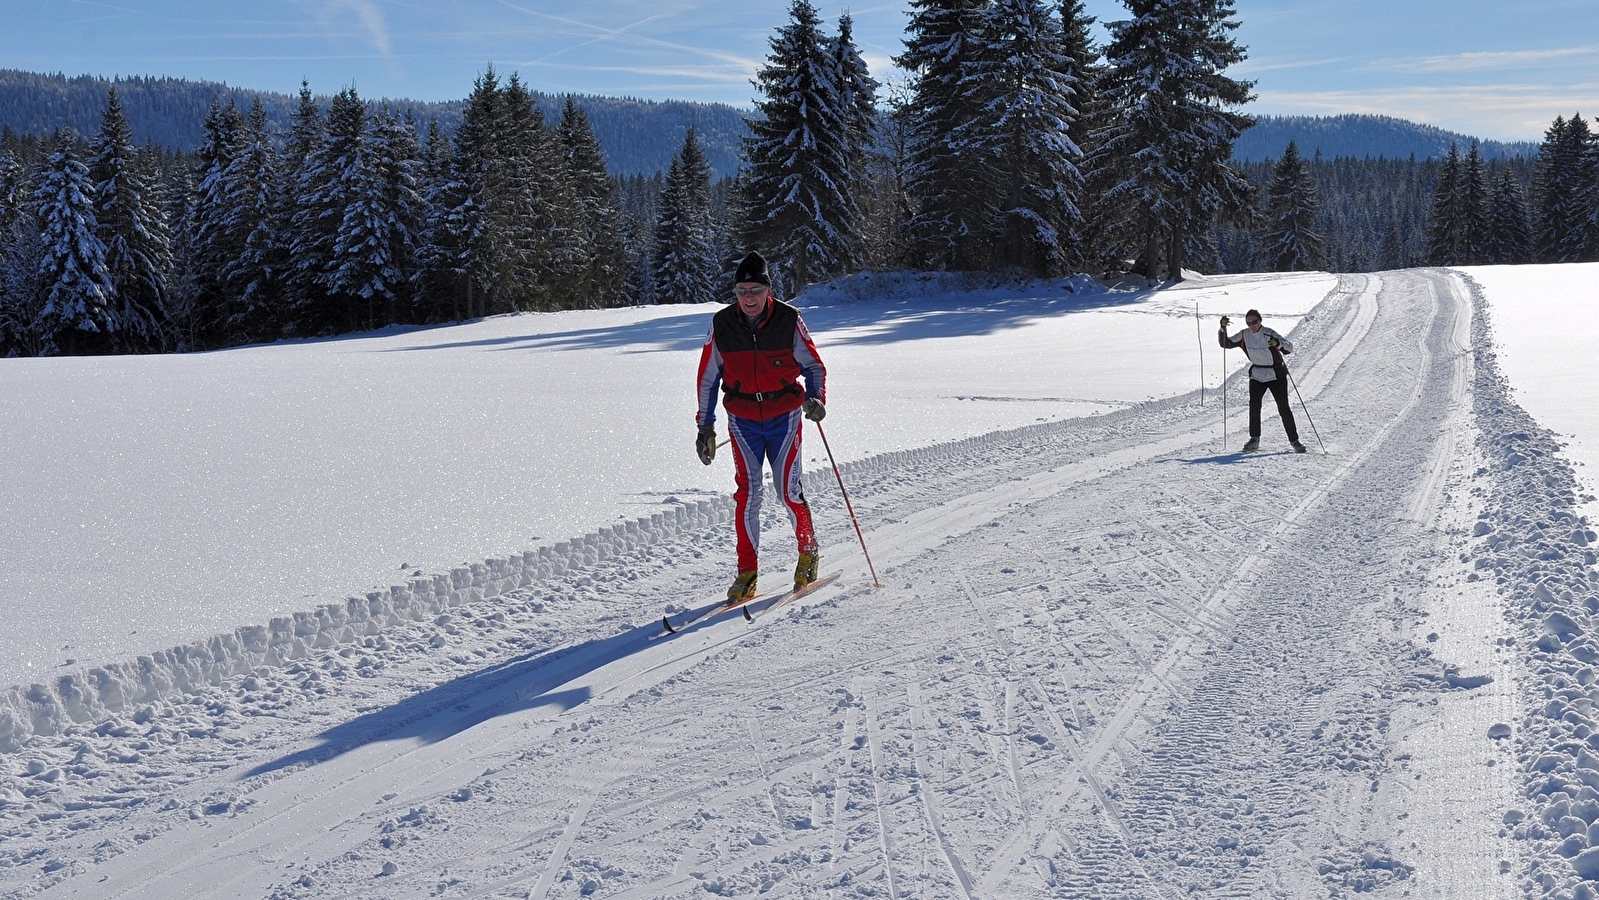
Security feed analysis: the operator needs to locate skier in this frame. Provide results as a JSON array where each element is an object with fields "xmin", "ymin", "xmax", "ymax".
[
  {"xmin": 694, "ymin": 251, "xmax": 828, "ymax": 602},
  {"xmin": 1219, "ymin": 309, "xmax": 1306, "ymax": 453}
]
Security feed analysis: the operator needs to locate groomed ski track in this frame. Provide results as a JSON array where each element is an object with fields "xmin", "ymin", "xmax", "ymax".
[{"xmin": 13, "ymin": 270, "xmax": 1528, "ymax": 899}]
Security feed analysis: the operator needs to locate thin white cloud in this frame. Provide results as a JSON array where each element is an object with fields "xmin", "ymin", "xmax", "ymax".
[
  {"xmin": 304, "ymin": 0, "xmax": 393, "ymax": 56},
  {"xmin": 1234, "ymin": 56, "xmax": 1345, "ymax": 75},
  {"xmin": 488, "ymin": 0, "xmax": 760, "ymax": 73},
  {"xmin": 1255, "ymin": 84, "xmax": 1599, "ymax": 141},
  {"xmin": 1371, "ymin": 44, "xmax": 1599, "ymax": 74}
]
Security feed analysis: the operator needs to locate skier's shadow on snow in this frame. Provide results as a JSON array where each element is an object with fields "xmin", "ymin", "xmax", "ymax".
[
  {"xmin": 242, "ymin": 615, "xmax": 689, "ymax": 779},
  {"xmin": 1180, "ymin": 450, "xmax": 1294, "ymax": 465}
]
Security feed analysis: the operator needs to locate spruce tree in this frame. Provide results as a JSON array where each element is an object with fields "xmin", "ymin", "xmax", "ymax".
[
  {"xmin": 1459, "ymin": 140, "xmax": 1492, "ymax": 265},
  {"xmin": 558, "ymin": 97, "xmax": 628, "ymax": 307},
  {"xmin": 418, "ymin": 118, "xmax": 466, "ymax": 320},
  {"xmin": 1425, "ymin": 143, "xmax": 1465, "ymax": 265},
  {"xmin": 898, "ymin": 0, "xmax": 990, "ymax": 270},
  {"xmin": 90, "ymin": 87, "xmax": 170, "ymax": 351},
  {"xmin": 955, "ymin": 0, "xmax": 1083, "ymax": 275},
  {"xmin": 292, "ymin": 86, "xmax": 367, "ymax": 333},
  {"xmin": 1060, "ymin": 0, "xmax": 1114, "ymax": 272},
  {"xmin": 278, "ymin": 82, "xmax": 324, "ymax": 325},
  {"xmin": 0, "ymin": 149, "xmax": 47, "ymax": 355},
  {"xmin": 220, "ymin": 99, "xmax": 283, "ymax": 342},
  {"xmin": 1262, "ymin": 141, "xmax": 1323, "ymax": 271},
  {"xmin": 1483, "ymin": 167, "xmax": 1533, "ymax": 265},
  {"xmin": 741, "ymin": 0, "xmax": 858, "ymax": 291},
  {"xmin": 653, "ymin": 127, "xmax": 718, "ymax": 304},
  {"xmin": 34, "ymin": 131, "xmax": 117, "ymax": 354},
  {"xmin": 187, "ymin": 99, "xmax": 246, "ymax": 344},
  {"xmin": 500, "ymin": 75, "xmax": 582, "ymax": 312},
  {"xmin": 447, "ymin": 67, "xmax": 502, "ymax": 319},
  {"xmin": 1097, "ymin": 0, "xmax": 1254, "ymax": 280},
  {"xmin": 1534, "ymin": 115, "xmax": 1594, "ymax": 263}
]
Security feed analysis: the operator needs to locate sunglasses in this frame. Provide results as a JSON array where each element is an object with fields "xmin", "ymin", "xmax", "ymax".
[{"xmin": 734, "ymin": 286, "xmax": 768, "ymax": 297}]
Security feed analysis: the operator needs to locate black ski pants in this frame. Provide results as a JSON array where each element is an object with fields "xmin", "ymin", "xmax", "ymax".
[{"xmin": 1248, "ymin": 375, "xmax": 1299, "ymax": 442}]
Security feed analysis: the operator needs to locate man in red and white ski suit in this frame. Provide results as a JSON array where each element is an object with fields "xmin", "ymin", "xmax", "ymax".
[{"xmin": 694, "ymin": 251, "xmax": 827, "ymax": 601}]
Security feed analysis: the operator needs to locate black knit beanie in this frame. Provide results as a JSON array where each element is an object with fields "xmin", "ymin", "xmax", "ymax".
[{"xmin": 734, "ymin": 251, "xmax": 771, "ymax": 287}]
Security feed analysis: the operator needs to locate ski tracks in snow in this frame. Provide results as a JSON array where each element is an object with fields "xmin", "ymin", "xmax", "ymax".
[{"xmin": 7, "ymin": 270, "xmax": 1534, "ymax": 899}]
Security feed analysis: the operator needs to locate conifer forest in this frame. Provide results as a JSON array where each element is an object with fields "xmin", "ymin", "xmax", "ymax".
[{"xmin": 1, "ymin": 0, "xmax": 1595, "ymax": 357}]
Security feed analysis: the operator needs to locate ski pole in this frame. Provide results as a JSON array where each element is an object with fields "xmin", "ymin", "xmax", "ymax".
[
  {"xmin": 1195, "ymin": 302, "xmax": 1204, "ymax": 405},
  {"xmin": 1283, "ymin": 363, "xmax": 1327, "ymax": 454},
  {"xmin": 1219, "ymin": 321, "xmax": 1228, "ymax": 450},
  {"xmin": 815, "ymin": 421, "xmax": 884, "ymax": 589}
]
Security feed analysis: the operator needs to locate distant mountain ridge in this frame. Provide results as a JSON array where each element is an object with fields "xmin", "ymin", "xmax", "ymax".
[
  {"xmin": 0, "ymin": 68, "xmax": 749, "ymax": 178},
  {"xmin": 1, "ymin": 70, "xmax": 1543, "ymax": 175},
  {"xmin": 1234, "ymin": 114, "xmax": 1538, "ymax": 162}
]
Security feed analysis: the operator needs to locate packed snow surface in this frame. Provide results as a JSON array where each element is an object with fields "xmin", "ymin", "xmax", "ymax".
[
  {"xmin": 16, "ymin": 266, "xmax": 1599, "ymax": 900},
  {"xmin": 0, "ymin": 271, "xmax": 1333, "ymax": 686}
]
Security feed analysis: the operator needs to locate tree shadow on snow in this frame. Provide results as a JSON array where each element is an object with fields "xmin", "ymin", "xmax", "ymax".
[
  {"xmin": 242, "ymin": 599, "xmax": 742, "ymax": 779},
  {"xmin": 377, "ymin": 286, "xmax": 1157, "ymax": 356}
]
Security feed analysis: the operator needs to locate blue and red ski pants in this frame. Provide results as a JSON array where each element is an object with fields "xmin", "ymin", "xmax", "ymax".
[{"xmin": 728, "ymin": 409, "xmax": 815, "ymax": 573}]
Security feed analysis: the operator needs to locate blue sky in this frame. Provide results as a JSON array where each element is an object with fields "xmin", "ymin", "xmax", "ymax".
[{"xmin": 5, "ymin": 0, "xmax": 1597, "ymax": 141}]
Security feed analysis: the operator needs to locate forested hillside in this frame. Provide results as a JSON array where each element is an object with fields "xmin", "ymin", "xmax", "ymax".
[
  {"xmin": 0, "ymin": 69, "xmax": 747, "ymax": 177},
  {"xmin": 1235, "ymin": 114, "xmax": 1537, "ymax": 163}
]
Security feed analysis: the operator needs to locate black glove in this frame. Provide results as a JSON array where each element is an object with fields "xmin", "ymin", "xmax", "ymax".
[
  {"xmin": 1268, "ymin": 336, "xmax": 1280, "ymax": 350},
  {"xmin": 803, "ymin": 397, "xmax": 826, "ymax": 422},
  {"xmin": 695, "ymin": 426, "xmax": 716, "ymax": 465},
  {"xmin": 1219, "ymin": 315, "xmax": 1230, "ymax": 329}
]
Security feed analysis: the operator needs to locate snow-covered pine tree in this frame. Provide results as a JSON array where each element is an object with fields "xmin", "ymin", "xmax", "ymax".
[
  {"xmin": 499, "ymin": 76, "xmax": 582, "ymax": 312},
  {"xmin": 1424, "ymin": 143, "xmax": 1464, "ymax": 265},
  {"xmin": 88, "ymin": 88, "xmax": 170, "ymax": 352},
  {"xmin": 1459, "ymin": 140, "xmax": 1492, "ymax": 266},
  {"xmin": 219, "ymin": 99, "xmax": 283, "ymax": 342},
  {"xmin": 954, "ymin": 0, "xmax": 1083, "ymax": 275},
  {"xmin": 1483, "ymin": 167, "xmax": 1533, "ymax": 265},
  {"xmin": 830, "ymin": 13, "xmax": 880, "ymax": 200},
  {"xmin": 34, "ymin": 130, "xmax": 117, "ymax": 354},
  {"xmin": 741, "ymin": 0, "xmax": 858, "ymax": 291},
  {"xmin": 1262, "ymin": 140, "xmax": 1323, "ymax": 271},
  {"xmin": 277, "ymin": 82, "xmax": 324, "ymax": 329},
  {"xmin": 898, "ymin": 0, "xmax": 991, "ymax": 270},
  {"xmin": 349, "ymin": 105, "xmax": 424, "ymax": 327},
  {"xmin": 187, "ymin": 99, "xmax": 247, "ymax": 344},
  {"xmin": 1059, "ymin": 0, "xmax": 1115, "ymax": 273},
  {"xmin": 558, "ymin": 97, "xmax": 628, "ymax": 307},
  {"xmin": 652, "ymin": 127, "xmax": 718, "ymax": 304},
  {"xmin": 0, "ymin": 148, "xmax": 48, "ymax": 356},
  {"xmin": 446, "ymin": 68, "xmax": 502, "ymax": 320},
  {"xmin": 1096, "ymin": 0, "xmax": 1254, "ymax": 280},
  {"xmin": 417, "ymin": 118, "xmax": 465, "ymax": 321},
  {"xmin": 1533, "ymin": 115, "xmax": 1593, "ymax": 264},
  {"xmin": 291, "ymin": 86, "xmax": 369, "ymax": 333}
]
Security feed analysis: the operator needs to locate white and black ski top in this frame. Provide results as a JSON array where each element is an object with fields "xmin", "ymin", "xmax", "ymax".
[{"xmin": 1220, "ymin": 326, "xmax": 1292, "ymax": 383}]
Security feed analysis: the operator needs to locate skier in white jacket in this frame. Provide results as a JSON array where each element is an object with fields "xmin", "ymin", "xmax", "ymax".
[{"xmin": 1219, "ymin": 309, "xmax": 1306, "ymax": 453}]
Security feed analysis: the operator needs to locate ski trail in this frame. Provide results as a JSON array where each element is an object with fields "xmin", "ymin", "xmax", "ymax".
[
  {"xmin": 905, "ymin": 673, "xmax": 979, "ymax": 900},
  {"xmin": 527, "ymin": 795, "xmax": 595, "ymax": 900},
  {"xmin": 855, "ymin": 676, "xmax": 900, "ymax": 900}
]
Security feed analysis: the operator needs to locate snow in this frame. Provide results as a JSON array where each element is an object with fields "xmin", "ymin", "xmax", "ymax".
[
  {"xmin": 1462, "ymin": 263, "xmax": 1599, "ymax": 520},
  {"xmin": 16, "ymin": 265, "xmax": 1599, "ymax": 899},
  {"xmin": 0, "ymin": 270, "xmax": 1334, "ymax": 687}
]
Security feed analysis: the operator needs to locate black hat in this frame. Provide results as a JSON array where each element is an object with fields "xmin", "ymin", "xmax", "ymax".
[{"xmin": 734, "ymin": 251, "xmax": 771, "ymax": 287}]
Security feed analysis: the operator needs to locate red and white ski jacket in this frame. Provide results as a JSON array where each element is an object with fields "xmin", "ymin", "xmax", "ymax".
[
  {"xmin": 696, "ymin": 297, "xmax": 826, "ymax": 427},
  {"xmin": 1220, "ymin": 326, "xmax": 1292, "ymax": 383}
]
